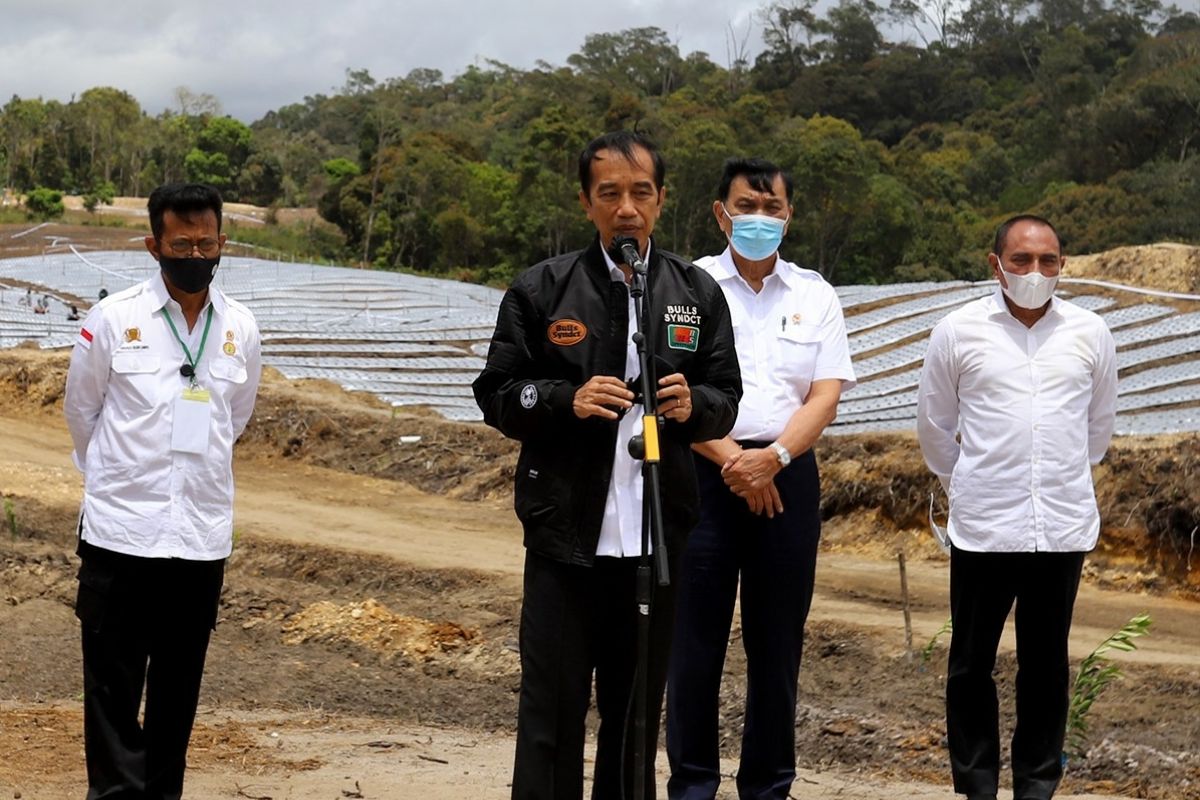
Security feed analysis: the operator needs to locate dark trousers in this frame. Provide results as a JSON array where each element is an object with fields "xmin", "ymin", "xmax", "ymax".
[
  {"xmin": 76, "ymin": 540, "xmax": 225, "ymax": 800},
  {"xmin": 947, "ymin": 548, "xmax": 1085, "ymax": 800},
  {"xmin": 512, "ymin": 550, "xmax": 679, "ymax": 800},
  {"xmin": 666, "ymin": 449, "xmax": 821, "ymax": 800}
]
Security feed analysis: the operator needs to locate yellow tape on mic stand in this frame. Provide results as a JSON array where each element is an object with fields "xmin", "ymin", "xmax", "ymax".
[{"xmin": 642, "ymin": 414, "xmax": 661, "ymax": 462}]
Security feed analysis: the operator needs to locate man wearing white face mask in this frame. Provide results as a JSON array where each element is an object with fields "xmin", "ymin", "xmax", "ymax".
[
  {"xmin": 916, "ymin": 215, "xmax": 1118, "ymax": 800},
  {"xmin": 666, "ymin": 158, "xmax": 855, "ymax": 800}
]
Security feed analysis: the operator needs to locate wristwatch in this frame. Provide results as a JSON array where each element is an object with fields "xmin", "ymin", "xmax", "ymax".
[{"xmin": 768, "ymin": 441, "xmax": 791, "ymax": 468}]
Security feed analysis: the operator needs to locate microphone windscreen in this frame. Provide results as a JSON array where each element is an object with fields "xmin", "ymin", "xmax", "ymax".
[{"xmin": 608, "ymin": 235, "xmax": 638, "ymax": 264}]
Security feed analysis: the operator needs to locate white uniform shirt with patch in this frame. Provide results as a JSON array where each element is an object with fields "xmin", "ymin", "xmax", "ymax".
[
  {"xmin": 916, "ymin": 291, "xmax": 1118, "ymax": 553},
  {"xmin": 595, "ymin": 245, "xmax": 648, "ymax": 559},
  {"xmin": 64, "ymin": 271, "xmax": 262, "ymax": 560},
  {"xmin": 696, "ymin": 248, "xmax": 856, "ymax": 442}
]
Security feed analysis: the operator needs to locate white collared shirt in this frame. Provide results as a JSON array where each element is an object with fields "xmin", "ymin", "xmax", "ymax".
[
  {"xmin": 595, "ymin": 245, "xmax": 648, "ymax": 558},
  {"xmin": 916, "ymin": 291, "xmax": 1118, "ymax": 552},
  {"xmin": 696, "ymin": 248, "xmax": 856, "ymax": 442},
  {"xmin": 64, "ymin": 271, "xmax": 262, "ymax": 560}
]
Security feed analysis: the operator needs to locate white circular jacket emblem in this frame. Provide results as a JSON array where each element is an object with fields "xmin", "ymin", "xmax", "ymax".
[{"xmin": 520, "ymin": 384, "xmax": 538, "ymax": 409}]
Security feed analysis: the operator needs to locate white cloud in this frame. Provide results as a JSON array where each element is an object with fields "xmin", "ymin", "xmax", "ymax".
[{"xmin": 0, "ymin": 0, "xmax": 767, "ymax": 120}]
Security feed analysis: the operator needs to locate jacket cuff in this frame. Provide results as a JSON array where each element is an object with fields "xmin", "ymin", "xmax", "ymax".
[
  {"xmin": 672, "ymin": 385, "xmax": 711, "ymax": 440},
  {"xmin": 548, "ymin": 382, "xmax": 577, "ymax": 419}
]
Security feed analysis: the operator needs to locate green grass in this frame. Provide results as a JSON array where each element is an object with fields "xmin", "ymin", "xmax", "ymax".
[
  {"xmin": 224, "ymin": 220, "xmax": 346, "ymax": 265},
  {"xmin": 4, "ymin": 497, "xmax": 17, "ymax": 538},
  {"xmin": 920, "ymin": 616, "xmax": 953, "ymax": 667},
  {"xmin": 1065, "ymin": 613, "xmax": 1153, "ymax": 762}
]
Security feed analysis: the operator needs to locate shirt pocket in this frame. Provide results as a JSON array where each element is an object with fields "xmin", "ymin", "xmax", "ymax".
[
  {"xmin": 209, "ymin": 358, "xmax": 248, "ymax": 385},
  {"xmin": 775, "ymin": 324, "xmax": 822, "ymax": 384},
  {"xmin": 110, "ymin": 353, "xmax": 161, "ymax": 411},
  {"xmin": 207, "ymin": 359, "xmax": 247, "ymax": 424}
]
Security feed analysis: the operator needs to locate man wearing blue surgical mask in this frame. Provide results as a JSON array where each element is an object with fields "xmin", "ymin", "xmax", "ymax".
[
  {"xmin": 916, "ymin": 215, "xmax": 1118, "ymax": 800},
  {"xmin": 665, "ymin": 158, "xmax": 856, "ymax": 800}
]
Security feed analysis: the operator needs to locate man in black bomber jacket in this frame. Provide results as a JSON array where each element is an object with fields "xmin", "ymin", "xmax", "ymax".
[{"xmin": 473, "ymin": 131, "xmax": 742, "ymax": 800}]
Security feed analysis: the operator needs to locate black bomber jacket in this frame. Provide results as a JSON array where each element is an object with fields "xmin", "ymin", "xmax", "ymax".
[{"xmin": 472, "ymin": 237, "xmax": 742, "ymax": 566}]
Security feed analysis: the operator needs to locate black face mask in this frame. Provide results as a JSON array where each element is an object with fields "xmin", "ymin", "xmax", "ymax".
[{"xmin": 159, "ymin": 255, "xmax": 219, "ymax": 294}]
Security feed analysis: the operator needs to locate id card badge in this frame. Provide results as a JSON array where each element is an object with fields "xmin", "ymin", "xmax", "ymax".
[{"xmin": 171, "ymin": 387, "xmax": 212, "ymax": 454}]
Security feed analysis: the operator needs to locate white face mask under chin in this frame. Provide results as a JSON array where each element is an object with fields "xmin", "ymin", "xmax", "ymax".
[{"xmin": 998, "ymin": 261, "xmax": 1060, "ymax": 309}]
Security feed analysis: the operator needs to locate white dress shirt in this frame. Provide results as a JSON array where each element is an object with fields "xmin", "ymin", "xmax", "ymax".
[
  {"xmin": 64, "ymin": 271, "xmax": 262, "ymax": 560},
  {"xmin": 695, "ymin": 248, "xmax": 856, "ymax": 442},
  {"xmin": 916, "ymin": 291, "xmax": 1118, "ymax": 553},
  {"xmin": 595, "ymin": 246, "xmax": 648, "ymax": 558}
]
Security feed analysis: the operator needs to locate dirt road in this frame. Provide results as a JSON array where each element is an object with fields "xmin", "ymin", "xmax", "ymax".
[
  {"xmin": 5, "ymin": 415, "xmax": 1196, "ymax": 666},
  {"xmin": 2, "ymin": 412, "xmax": 1197, "ymax": 799}
]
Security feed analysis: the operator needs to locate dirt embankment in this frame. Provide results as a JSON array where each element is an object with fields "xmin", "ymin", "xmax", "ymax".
[
  {"xmin": 5, "ymin": 492, "xmax": 1200, "ymax": 799},
  {"xmin": 4, "ymin": 348, "xmax": 1195, "ymax": 594},
  {"xmin": 3, "ymin": 347, "xmax": 1200, "ymax": 797},
  {"xmin": 1069, "ymin": 243, "xmax": 1200, "ymax": 294}
]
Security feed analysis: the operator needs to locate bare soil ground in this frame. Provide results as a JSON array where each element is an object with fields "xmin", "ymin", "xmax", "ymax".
[
  {"xmin": 0, "ymin": 208, "xmax": 318, "ymax": 265},
  {"xmin": 1069, "ymin": 243, "xmax": 1200, "ymax": 294},
  {"xmin": 1, "ymin": 347, "xmax": 1198, "ymax": 799}
]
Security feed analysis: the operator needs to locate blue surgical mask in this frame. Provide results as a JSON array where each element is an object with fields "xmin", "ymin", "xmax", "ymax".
[{"xmin": 723, "ymin": 205, "xmax": 787, "ymax": 261}]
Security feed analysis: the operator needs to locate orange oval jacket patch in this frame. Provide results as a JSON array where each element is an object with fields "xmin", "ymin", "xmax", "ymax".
[{"xmin": 548, "ymin": 319, "xmax": 588, "ymax": 346}]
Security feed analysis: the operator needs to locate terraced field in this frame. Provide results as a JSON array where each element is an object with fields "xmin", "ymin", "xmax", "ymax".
[{"xmin": 3, "ymin": 235, "xmax": 1198, "ymax": 434}]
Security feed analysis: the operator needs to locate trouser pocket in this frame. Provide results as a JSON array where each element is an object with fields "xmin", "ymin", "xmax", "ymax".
[{"xmin": 75, "ymin": 554, "xmax": 116, "ymax": 634}]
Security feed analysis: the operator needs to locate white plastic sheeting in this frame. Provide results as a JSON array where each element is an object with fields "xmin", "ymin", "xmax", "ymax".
[{"xmin": 2, "ymin": 252, "xmax": 1197, "ymax": 433}]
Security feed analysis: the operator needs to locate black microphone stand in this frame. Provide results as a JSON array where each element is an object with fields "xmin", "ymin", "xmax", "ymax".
[{"xmin": 619, "ymin": 239, "xmax": 670, "ymax": 800}]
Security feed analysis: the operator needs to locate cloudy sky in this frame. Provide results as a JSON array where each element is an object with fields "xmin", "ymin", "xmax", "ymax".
[{"xmin": 0, "ymin": 0, "xmax": 768, "ymax": 121}]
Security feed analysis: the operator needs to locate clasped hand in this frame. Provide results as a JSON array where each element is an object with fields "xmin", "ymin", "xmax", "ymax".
[
  {"xmin": 722, "ymin": 448, "xmax": 784, "ymax": 518},
  {"xmin": 573, "ymin": 373, "xmax": 692, "ymax": 422}
]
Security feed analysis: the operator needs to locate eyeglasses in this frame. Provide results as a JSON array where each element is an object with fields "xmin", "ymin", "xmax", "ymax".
[{"xmin": 165, "ymin": 238, "xmax": 221, "ymax": 257}]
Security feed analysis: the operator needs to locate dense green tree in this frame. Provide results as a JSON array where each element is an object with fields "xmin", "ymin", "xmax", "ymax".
[
  {"xmin": 0, "ymin": 1, "xmax": 1194, "ymax": 283},
  {"xmin": 567, "ymin": 27, "xmax": 684, "ymax": 96},
  {"xmin": 82, "ymin": 180, "xmax": 116, "ymax": 213},
  {"xmin": 1032, "ymin": 182, "xmax": 1155, "ymax": 252},
  {"xmin": 24, "ymin": 186, "xmax": 64, "ymax": 220},
  {"xmin": 774, "ymin": 115, "xmax": 891, "ymax": 280},
  {"xmin": 75, "ymin": 87, "xmax": 144, "ymax": 188},
  {"xmin": 1, "ymin": 97, "xmax": 48, "ymax": 190},
  {"xmin": 821, "ymin": 0, "xmax": 886, "ymax": 64},
  {"xmin": 660, "ymin": 114, "xmax": 739, "ymax": 258}
]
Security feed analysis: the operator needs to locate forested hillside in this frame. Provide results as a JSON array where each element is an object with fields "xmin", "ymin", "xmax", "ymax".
[{"xmin": 3, "ymin": 0, "xmax": 1199, "ymax": 284}]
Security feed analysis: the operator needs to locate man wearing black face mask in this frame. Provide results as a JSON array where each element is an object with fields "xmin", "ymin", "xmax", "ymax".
[{"xmin": 64, "ymin": 182, "xmax": 262, "ymax": 800}]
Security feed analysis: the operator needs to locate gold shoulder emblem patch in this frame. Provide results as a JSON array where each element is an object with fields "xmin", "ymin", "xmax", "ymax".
[
  {"xmin": 548, "ymin": 319, "xmax": 588, "ymax": 347},
  {"xmin": 124, "ymin": 327, "xmax": 141, "ymax": 343}
]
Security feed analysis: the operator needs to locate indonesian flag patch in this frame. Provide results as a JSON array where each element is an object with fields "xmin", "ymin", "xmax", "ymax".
[
  {"xmin": 78, "ymin": 327, "xmax": 94, "ymax": 349},
  {"xmin": 667, "ymin": 324, "xmax": 699, "ymax": 352}
]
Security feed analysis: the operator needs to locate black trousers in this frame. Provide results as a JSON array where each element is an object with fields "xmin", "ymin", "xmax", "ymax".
[
  {"xmin": 76, "ymin": 540, "xmax": 225, "ymax": 800},
  {"xmin": 512, "ymin": 550, "xmax": 679, "ymax": 800},
  {"xmin": 947, "ymin": 548, "xmax": 1085, "ymax": 800},
  {"xmin": 666, "ymin": 449, "xmax": 821, "ymax": 800}
]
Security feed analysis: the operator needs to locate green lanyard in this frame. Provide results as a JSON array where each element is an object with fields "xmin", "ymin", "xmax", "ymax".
[{"xmin": 163, "ymin": 305, "xmax": 213, "ymax": 386}]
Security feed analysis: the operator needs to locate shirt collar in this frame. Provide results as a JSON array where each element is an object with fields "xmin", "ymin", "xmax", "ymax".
[
  {"xmin": 601, "ymin": 240, "xmax": 653, "ymax": 283},
  {"xmin": 150, "ymin": 269, "xmax": 224, "ymax": 316},
  {"xmin": 711, "ymin": 246, "xmax": 795, "ymax": 290},
  {"xmin": 987, "ymin": 286, "xmax": 1062, "ymax": 322}
]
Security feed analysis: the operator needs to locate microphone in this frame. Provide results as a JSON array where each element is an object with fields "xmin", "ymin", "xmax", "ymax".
[{"xmin": 609, "ymin": 236, "xmax": 647, "ymax": 275}]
